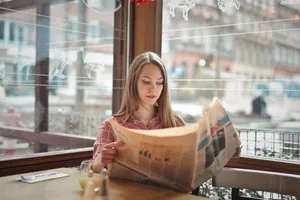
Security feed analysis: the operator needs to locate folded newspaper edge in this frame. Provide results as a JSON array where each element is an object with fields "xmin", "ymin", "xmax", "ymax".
[{"xmin": 108, "ymin": 97, "xmax": 241, "ymax": 192}]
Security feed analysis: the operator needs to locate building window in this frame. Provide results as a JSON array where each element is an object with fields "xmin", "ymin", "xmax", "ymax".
[
  {"xmin": 282, "ymin": 46, "xmax": 288, "ymax": 65},
  {"xmin": 28, "ymin": 25, "xmax": 35, "ymax": 45},
  {"xmin": 288, "ymin": 48, "xmax": 293, "ymax": 66},
  {"xmin": 9, "ymin": 22, "xmax": 16, "ymax": 42},
  {"xmin": 296, "ymin": 50, "xmax": 300, "ymax": 67},
  {"xmin": 193, "ymin": 63, "xmax": 200, "ymax": 78},
  {"xmin": 169, "ymin": 40, "xmax": 177, "ymax": 52},
  {"xmin": 223, "ymin": 36, "xmax": 233, "ymax": 52},
  {"xmin": 236, "ymin": 13, "xmax": 243, "ymax": 31},
  {"xmin": 0, "ymin": 21, "xmax": 4, "ymax": 41},
  {"xmin": 87, "ymin": 21, "xmax": 100, "ymax": 43},
  {"xmin": 193, "ymin": 27, "xmax": 201, "ymax": 45},
  {"xmin": 274, "ymin": 44, "xmax": 280, "ymax": 64},
  {"xmin": 245, "ymin": 15, "xmax": 252, "ymax": 31},
  {"xmin": 251, "ymin": 44, "xmax": 255, "ymax": 64},
  {"xmin": 18, "ymin": 24, "xmax": 28, "ymax": 44},
  {"xmin": 67, "ymin": 16, "xmax": 77, "ymax": 40}
]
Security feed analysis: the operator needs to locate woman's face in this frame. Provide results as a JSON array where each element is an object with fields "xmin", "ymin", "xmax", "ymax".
[{"xmin": 137, "ymin": 63, "xmax": 164, "ymax": 108}]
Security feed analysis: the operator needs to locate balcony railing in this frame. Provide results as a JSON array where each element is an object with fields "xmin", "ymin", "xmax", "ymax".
[
  {"xmin": 237, "ymin": 128, "xmax": 300, "ymax": 162},
  {"xmin": 1, "ymin": 113, "xmax": 300, "ymax": 162}
]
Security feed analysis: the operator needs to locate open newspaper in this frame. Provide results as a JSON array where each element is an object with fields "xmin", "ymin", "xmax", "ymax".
[{"xmin": 108, "ymin": 97, "xmax": 241, "ymax": 192}]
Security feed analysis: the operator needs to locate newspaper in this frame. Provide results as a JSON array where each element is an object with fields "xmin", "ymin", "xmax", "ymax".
[{"xmin": 108, "ymin": 97, "xmax": 241, "ymax": 192}]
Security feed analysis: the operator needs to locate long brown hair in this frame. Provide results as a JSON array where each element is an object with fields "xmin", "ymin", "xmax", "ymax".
[{"xmin": 116, "ymin": 52, "xmax": 182, "ymax": 128}]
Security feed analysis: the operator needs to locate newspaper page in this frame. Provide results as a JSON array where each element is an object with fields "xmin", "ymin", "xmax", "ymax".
[
  {"xmin": 191, "ymin": 98, "xmax": 241, "ymax": 189},
  {"xmin": 108, "ymin": 97, "xmax": 241, "ymax": 193},
  {"xmin": 108, "ymin": 120, "xmax": 199, "ymax": 192}
]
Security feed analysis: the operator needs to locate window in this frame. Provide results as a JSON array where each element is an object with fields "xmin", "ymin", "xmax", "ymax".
[
  {"xmin": 0, "ymin": 8, "xmax": 37, "ymax": 157},
  {"xmin": 162, "ymin": 1, "xmax": 300, "ymax": 173},
  {"xmin": 204, "ymin": 29, "xmax": 213, "ymax": 54},
  {"xmin": 18, "ymin": 24, "xmax": 28, "ymax": 44},
  {"xmin": 193, "ymin": 27, "xmax": 201, "ymax": 45},
  {"xmin": 296, "ymin": 50, "xmax": 300, "ymax": 66},
  {"xmin": 0, "ymin": 0, "xmax": 119, "ymax": 159},
  {"xmin": 87, "ymin": 21, "xmax": 100, "ymax": 43},
  {"xmin": 288, "ymin": 48, "xmax": 293, "ymax": 66},
  {"xmin": 236, "ymin": 12, "xmax": 243, "ymax": 31},
  {"xmin": 245, "ymin": 15, "xmax": 252, "ymax": 31},
  {"xmin": 223, "ymin": 36, "xmax": 233, "ymax": 52},
  {"xmin": 282, "ymin": 46, "xmax": 288, "ymax": 65},
  {"xmin": 67, "ymin": 16, "xmax": 77, "ymax": 40},
  {"xmin": 48, "ymin": 1, "xmax": 115, "ymax": 138},
  {"xmin": 9, "ymin": 22, "xmax": 15, "ymax": 42},
  {"xmin": 0, "ymin": 21, "xmax": 4, "ymax": 40},
  {"xmin": 274, "ymin": 44, "xmax": 280, "ymax": 64}
]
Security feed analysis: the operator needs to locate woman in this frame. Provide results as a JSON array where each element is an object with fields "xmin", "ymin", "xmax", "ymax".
[{"xmin": 91, "ymin": 52, "xmax": 184, "ymax": 172}]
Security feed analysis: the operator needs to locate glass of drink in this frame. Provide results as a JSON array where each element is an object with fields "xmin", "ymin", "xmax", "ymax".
[{"xmin": 77, "ymin": 160, "xmax": 102, "ymax": 191}]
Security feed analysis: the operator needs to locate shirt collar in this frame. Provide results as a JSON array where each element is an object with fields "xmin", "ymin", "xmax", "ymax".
[{"xmin": 123, "ymin": 113, "xmax": 161, "ymax": 124}]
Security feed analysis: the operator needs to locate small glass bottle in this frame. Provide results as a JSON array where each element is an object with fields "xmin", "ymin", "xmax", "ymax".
[{"xmin": 99, "ymin": 168, "xmax": 109, "ymax": 200}]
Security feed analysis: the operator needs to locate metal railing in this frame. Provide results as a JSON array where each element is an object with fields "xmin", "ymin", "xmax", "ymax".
[
  {"xmin": 48, "ymin": 112, "xmax": 106, "ymax": 137},
  {"xmin": 197, "ymin": 128, "xmax": 300, "ymax": 200},
  {"xmin": 236, "ymin": 128, "xmax": 300, "ymax": 162}
]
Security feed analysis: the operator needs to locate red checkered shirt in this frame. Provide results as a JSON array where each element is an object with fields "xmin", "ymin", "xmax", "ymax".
[{"xmin": 93, "ymin": 114, "xmax": 184, "ymax": 159}]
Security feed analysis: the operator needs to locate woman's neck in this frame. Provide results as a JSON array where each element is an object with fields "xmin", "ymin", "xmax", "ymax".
[{"xmin": 134, "ymin": 105, "xmax": 156, "ymax": 125}]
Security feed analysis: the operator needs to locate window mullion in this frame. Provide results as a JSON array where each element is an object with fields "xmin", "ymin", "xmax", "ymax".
[{"xmin": 34, "ymin": 3, "xmax": 50, "ymax": 153}]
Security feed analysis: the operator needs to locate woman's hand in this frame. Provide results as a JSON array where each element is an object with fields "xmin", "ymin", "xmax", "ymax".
[
  {"xmin": 92, "ymin": 141, "xmax": 123, "ymax": 173},
  {"xmin": 100, "ymin": 141, "xmax": 123, "ymax": 165}
]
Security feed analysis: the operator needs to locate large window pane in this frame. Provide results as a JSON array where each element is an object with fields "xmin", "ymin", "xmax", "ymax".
[
  {"xmin": 0, "ymin": 8, "xmax": 36, "ymax": 157},
  {"xmin": 48, "ymin": 1, "xmax": 114, "ymax": 138},
  {"xmin": 0, "ymin": 0, "xmax": 117, "ymax": 158},
  {"xmin": 162, "ymin": 1, "xmax": 300, "ymax": 161},
  {"xmin": 162, "ymin": 1, "xmax": 299, "ymax": 198}
]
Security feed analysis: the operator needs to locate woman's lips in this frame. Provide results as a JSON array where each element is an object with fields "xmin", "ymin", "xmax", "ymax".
[{"xmin": 146, "ymin": 96, "xmax": 156, "ymax": 99}]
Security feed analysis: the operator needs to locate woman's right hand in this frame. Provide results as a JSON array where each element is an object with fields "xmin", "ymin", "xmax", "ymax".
[
  {"xmin": 92, "ymin": 141, "xmax": 123, "ymax": 172},
  {"xmin": 100, "ymin": 141, "xmax": 123, "ymax": 165}
]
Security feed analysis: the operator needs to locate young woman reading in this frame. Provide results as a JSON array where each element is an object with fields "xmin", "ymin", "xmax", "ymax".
[{"xmin": 91, "ymin": 52, "xmax": 185, "ymax": 172}]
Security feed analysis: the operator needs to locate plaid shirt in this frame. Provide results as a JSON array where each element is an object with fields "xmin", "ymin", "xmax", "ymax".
[{"xmin": 93, "ymin": 114, "xmax": 184, "ymax": 159}]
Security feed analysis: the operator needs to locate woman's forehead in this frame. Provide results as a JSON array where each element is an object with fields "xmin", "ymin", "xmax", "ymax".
[{"xmin": 139, "ymin": 63, "xmax": 164, "ymax": 79}]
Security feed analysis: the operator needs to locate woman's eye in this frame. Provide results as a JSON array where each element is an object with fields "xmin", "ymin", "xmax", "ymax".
[
  {"xmin": 142, "ymin": 80, "xmax": 151, "ymax": 84},
  {"xmin": 157, "ymin": 82, "xmax": 163, "ymax": 85}
]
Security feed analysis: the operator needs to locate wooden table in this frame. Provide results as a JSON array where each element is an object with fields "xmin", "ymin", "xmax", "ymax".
[{"xmin": 0, "ymin": 168, "xmax": 208, "ymax": 200}]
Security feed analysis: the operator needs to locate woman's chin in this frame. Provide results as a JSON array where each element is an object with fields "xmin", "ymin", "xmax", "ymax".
[{"xmin": 142, "ymin": 101, "xmax": 157, "ymax": 107}]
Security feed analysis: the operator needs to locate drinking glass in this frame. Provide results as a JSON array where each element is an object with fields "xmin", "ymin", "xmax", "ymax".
[{"xmin": 77, "ymin": 160, "xmax": 102, "ymax": 191}]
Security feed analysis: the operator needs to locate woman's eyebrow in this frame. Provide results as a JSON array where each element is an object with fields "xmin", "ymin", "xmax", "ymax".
[
  {"xmin": 142, "ymin": 76, "xmax": 163, "ymax": 80},
  {"xmin": 142, "ymin": 76, "xmax": 152, "ymax": 79}
]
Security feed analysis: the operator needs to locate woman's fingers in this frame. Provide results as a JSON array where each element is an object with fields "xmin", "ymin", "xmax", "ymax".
[
  {"xmin": 101, "ymin": 159, "xmax": 114, "ymax": 165},
  {"xmin": 99, "ymin": 141, "xmax": 123, "ymax": 165},
  {"xmin": 102, "ymin": 148, "xmax": 117, "ymax": 155},
  {"xmin": 102, "ymin": 153, "xmax": 117, "ymax": 160},
  {"xmin": 104, "ymin": 141, "xmax": 123, "ymax": 149}
]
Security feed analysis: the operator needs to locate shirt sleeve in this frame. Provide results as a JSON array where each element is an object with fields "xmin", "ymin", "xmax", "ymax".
[{"xmin": 93, "ymin": 118, "xmax": 116, "ymax": 159}]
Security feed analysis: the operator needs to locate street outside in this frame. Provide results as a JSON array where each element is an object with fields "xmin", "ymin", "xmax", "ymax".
[{"xmin": 1, "ymin": 92, "xmax": 300, "ymax": 160}]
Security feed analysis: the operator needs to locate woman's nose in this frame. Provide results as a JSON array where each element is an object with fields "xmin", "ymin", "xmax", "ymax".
[{"xmin": 150, "ymin": 83, "xmax": 156, "ymax": 91}]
